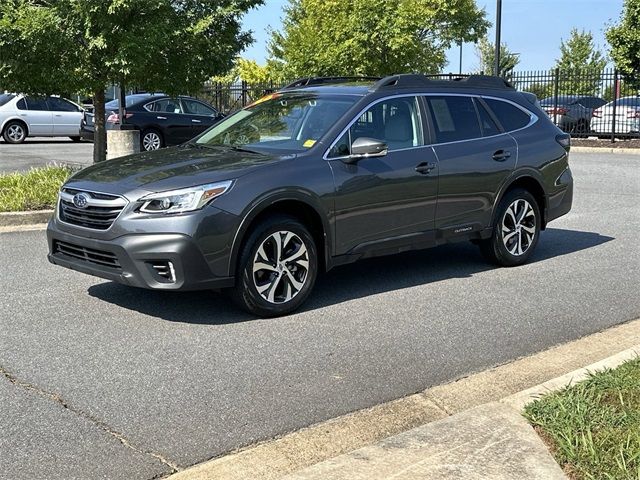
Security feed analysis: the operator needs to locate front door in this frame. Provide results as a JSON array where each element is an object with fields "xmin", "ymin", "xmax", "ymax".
[{"xmin": 327, "ymin": 96, "xmax": 439, "ymax": 255}]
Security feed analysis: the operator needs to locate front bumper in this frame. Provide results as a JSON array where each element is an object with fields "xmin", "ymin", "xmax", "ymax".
[{"xmin": 47, "ymin": 220, "xmax": 234, "ymax": 291}]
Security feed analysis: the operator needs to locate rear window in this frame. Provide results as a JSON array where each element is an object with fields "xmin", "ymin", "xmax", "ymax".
[
  {"xmin": 484, "ymin": 99, "xmax": 531, "ymax": 131},
  {"xmin": 614, "ymin": 97, "xmax": 640, "ymax": 107},
  {"xmin": 0, "ymin": 94, "xmax": 15, "ymax": 107},
  {"xmin": 425, "ymin": 96, "xmax": 481, "ymax": 143},
  {"xmin": 105, "ymin": 94, "xmax": 155, "ymax": 110}
]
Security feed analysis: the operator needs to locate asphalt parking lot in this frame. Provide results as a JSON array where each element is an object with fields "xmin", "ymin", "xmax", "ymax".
[
  {"xmin": 0, "ymin": 138, "xmax": 93, "ymax": 173},
  {"xmin": 1, "ymin": 152, "xmax": 639, "ymax": 479}
]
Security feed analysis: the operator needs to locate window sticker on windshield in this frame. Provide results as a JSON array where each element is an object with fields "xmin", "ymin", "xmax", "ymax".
[
  {"xmin": 246, "ymin": 93, "xmax": 280, "ymax": 108},
  {"xmin": 303, "ymin": 139, "xmax": 316, "ymax": 148}
]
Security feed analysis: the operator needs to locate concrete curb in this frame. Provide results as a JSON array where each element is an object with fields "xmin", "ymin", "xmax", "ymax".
[
  {"xmin": 502, "ymin": 345, "xmax": 640, "ymax": 411},
  {"xmin": 571, "ymin": 146, "xmax": 640, "ymax": 154},
  {"xmin": 0, "ymin": 210, "xmax": 53, "ymax": 227},
  {"xmin": 168, "ymin": 317, "xmax": 640, "ymax": 480}
]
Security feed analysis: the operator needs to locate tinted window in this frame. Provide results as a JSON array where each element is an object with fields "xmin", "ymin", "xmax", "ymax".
[
  {"xmin": 349, "ymin": 96, "xmax": 423, "ymax": 151},
  {"xmin": 328, "ymin": 130, "xmax": 351, "ymax": 158},
  {"xmin": 48, "ymin": 97, "xmax": 79, "ymax": 112},
  {"xmin": 425, "ymin": 96, "xmax": 481, "ymax": 143},
  {"xmin": 0, "ymin": 94, "xmax": 15, "ymax": 107},
  {"xmin": 105, "ymin": 94, "xmax": 155, "ymax": 110},
  {"xmin": 614, "ymin": 97, "xmax": 640, "ymax": 107},
  {"xmin": 484, "ymin": 99, "xmax": 531, "ymax": 131},
  {"xmin": 476, "ymin": 100, "xmax": 501, "ymax": 137},
  {"xmin": 17, "ymin": 98, "xmax": 27, "ymax": 110},
  {"xmin": 182, "ymin": 99, "xmax": 217, "ymax": 116},
  {"xmin": 146, "ymin": 99, "xmax": 183, "ymax": 114},
  {"xmin": 26, "ymin": 97, "xmax": 50, "ymax": 111}
]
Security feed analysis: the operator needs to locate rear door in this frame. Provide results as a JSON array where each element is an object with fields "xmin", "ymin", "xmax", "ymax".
[
  {"xmin": 180, "ymin": 98, "xmax": 221, "ymax": 138},
  {"xmin": 48, "ymin": 97, "xmax": 83, "ymax": 135},
  {"xmin": 144, "ymin": 99, "xmax": 192, "ymax": 144},
  {"xmin": 21, "ymin": 97, "xmax": 53, "ymax": 136},
  {"xmin": 425, "ymin": 95, "xmax": 518, "ymax": 236}
]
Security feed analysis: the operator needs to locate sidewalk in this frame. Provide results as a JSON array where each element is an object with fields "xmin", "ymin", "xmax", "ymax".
[{"xmin": 284, "ymin": 345, "xmax": 640, "ymax": 480}]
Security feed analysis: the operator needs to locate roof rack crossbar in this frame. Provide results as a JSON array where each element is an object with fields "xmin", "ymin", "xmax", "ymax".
[
  {"xmin": 370, "ymin": 74, "xmax": 514, "ymax": 91},
  {"xmin": 282, "ymin": 76, "xmax": 381, "ymax": 89}
]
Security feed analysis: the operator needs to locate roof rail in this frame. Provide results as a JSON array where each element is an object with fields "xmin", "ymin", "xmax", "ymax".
[
  {"xmin": 370, "ymin": 74, "xmax": 514, "ymax": 91},
  {"xmin": 281, "ymin": 76, "xmax": 381, "ymax": 89}
]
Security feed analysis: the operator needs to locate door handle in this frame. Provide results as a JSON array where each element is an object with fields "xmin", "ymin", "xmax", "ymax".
[
  {"xmin": 191, "ymin": 119, "xmax": 202, "ymax": 123},
  {"xmin": 415, "ymin": 162, "xmax": 437, "ymax": 175},
  {"xmin": 492, "ymin": 150, "xmax": 512, "ymax": 162},
  {"xmin": 54, "ymin": 114, "xmax": 62, "ymax": 117},
  {"xmin": 157, "ymin": 116, "xmax": 167, "ymax": 120}
]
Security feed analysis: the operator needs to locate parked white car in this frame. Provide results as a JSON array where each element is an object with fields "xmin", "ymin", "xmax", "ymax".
[
  {"xmin": 0, "ymin": 93, "xmax": 84, "ymax": 144},
  {"xmin": 591, "ymin": 96, "xmax": 640, "ymax": 136}
]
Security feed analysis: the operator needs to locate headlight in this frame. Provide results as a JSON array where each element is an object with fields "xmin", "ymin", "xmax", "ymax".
[{"xmin": 139, "ymin": 180, "xmax": 233, "ymax": 214}]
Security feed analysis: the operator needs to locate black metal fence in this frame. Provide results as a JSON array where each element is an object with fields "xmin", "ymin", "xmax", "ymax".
[{"xmin": 200, "ymin": 69, "xmax": 639, "ymax": 141}]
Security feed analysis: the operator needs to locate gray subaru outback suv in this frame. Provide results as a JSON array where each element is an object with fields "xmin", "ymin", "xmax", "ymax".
[{"xmin": 47, "ymin": 75, "xmax": 573, "ymax": 317}]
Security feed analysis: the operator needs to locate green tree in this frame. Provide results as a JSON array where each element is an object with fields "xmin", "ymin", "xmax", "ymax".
[
  {"xmin": 475, "ymin": 36, "xmax": 520, "ymax": 78},
  {"xmin": 213, "ymin": 58, "xmax": 286, "ymax": 85},
  {"xmin": 607, "ymin": 0, "xmax": 640, "ymax": 91},
  {"xmin": 524, "ymin": 82, "xmax": 554, "ymax": 101},
  {"xmin": 554, "ymin": 28, "xmax": 607, "ymax": 95},
  {"xmin": 268, "ymin": 0, "xmax": 490, "ymax": 78},
  {"xmin": 0, "ymin": 0, "xmax": 261, "ymax": 162}
]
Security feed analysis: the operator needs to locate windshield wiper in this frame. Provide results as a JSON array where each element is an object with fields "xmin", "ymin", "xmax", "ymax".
[{"xmin": 229, "ymin": 145, "xmax": 263, "ymax": 155}]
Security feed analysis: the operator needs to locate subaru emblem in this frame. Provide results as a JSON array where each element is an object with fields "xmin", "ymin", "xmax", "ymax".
[{"xmin": 72, "ymin": 192, "xmax": 90, "ymax": 209}]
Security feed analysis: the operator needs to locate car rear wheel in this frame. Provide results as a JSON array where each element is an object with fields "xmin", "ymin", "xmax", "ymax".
[
  {"xmin": 3, "ymin": 121, "xmax": 27, "ymax": 144},
  {"xmin": 229, "ymin": 215, "xmax": 318, "ymax": 317},
  {"xmin": 141, "ymin": 129, "xmax": 163, "ymax": 151},
  {"xmin": 479, "ymin": 188, "xmax": 541, "ymax": 267}
]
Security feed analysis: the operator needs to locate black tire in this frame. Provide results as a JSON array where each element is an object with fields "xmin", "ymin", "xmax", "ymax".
[
  {"xmin": 2, "ymin": 121, "xmax": 27, "ymax": 144},
  {"xmin": 69, "ymin": 136, "xmax": 81, "ymax": 142},
  {"xmin": 479, "ymin": 188, "xmax": 541, "ymax": 267},
  {"xmin": 141, "ymin": 129, "xmax": 163, "ymax": 151},
  {"xmin": 228, "ymin": 215, "xmax": 318, "ymax": 317}
]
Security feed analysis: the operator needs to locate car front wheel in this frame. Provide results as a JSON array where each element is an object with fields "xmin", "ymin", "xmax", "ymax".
[
  {"xmin": 230, "ymin": 215, "xmax": 318, "ymax": 317},
  {"xmin": 480, "ymin": 188, "xmax": 541, "ymax": 267}
]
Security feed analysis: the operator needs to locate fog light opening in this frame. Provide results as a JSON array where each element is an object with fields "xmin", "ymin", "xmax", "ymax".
[{"xmin": 149, "ymin": 261, "xmax": 176, "ymax": 283}]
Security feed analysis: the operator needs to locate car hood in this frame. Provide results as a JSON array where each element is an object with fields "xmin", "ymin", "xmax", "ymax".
[{"xmin": 65, "ymin": 145, "xmax": 286, "ymax": 198}]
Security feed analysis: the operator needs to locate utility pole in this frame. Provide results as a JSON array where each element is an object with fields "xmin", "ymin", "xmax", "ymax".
[
  {"xmin": 494, "ymin": 0, "xmax": 502, "ymax": 77},
  {"xmin": 459, "ymin": 39, "xmax": 463, "ymax": 75}
]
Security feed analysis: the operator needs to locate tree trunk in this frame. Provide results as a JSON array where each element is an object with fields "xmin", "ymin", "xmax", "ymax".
[{"xmin": 92, "ymin": 89, "xmax": 107, "ymax": 163}]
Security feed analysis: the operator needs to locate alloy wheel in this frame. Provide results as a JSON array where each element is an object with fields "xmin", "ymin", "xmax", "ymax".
[
  {"xmin": 501, "ymin": 199, "xmax": 536, "ymax": 256},
  {"xmin": 7, "ymin": 124, "xmax": 25, "ymax": 142},
  {"xmin": 252, "ymin": 230, "xmax": 310, "ymax": 304},
  {"xmin": 143, "ymin": 132, "xmax": 161, "ymax": 151}
]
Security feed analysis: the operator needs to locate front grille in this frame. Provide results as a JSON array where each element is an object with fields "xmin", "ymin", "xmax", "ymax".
[
  {"xmin": 53, "ymin": 240, "xmax": 121, "ymax": 269},
  {"xmin": 58, "ymin": 189, "xmax": 126, "ymax": 230}
]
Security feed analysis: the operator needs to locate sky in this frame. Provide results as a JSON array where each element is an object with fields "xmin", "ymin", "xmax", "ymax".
[{"xmin": 240, "ymin": 0, "xmax": 624, "ymax": 73}]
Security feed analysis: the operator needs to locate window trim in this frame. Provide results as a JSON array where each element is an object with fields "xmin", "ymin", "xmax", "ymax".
[
  {"xmin": 324, "ymin": 93, "xmax": 427, "ymax": 161},
  {"xmin": 324, "ymin": 92, "xmax": 538, "ymax": 159}
]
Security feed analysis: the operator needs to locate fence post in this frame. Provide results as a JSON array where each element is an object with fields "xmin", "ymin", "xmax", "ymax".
[
  {"xmin": 611, "ymin": 70, "xmax": 619, "ymax": 143},
  {"xmin": 241, "ymin": 80, "xmax": 248, "ymax": 108},
  {"xmin": 553, "ymin": 67, "xmax": 560, "ymax": 126}
]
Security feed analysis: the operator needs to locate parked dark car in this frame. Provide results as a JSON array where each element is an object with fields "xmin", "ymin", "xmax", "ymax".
[
  {"xmin": 539, "ymin": 95, "xmax": 606, "ymax": 134},
  {"xmin": 81, "ymin": 94, "xmax": 224, "ymax": 150},
  {"xmin": 48, "ymin": 75, "xmax": 573, "ymax": 317}
]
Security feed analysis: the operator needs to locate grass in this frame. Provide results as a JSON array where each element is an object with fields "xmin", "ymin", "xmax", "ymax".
[
  {"xmin": 524, "ymin": 357, "xmax": 640, "ymax": 480},
  {"xmin": 0, "ymin": 165, "xmax": 75, "ymax": 212}
]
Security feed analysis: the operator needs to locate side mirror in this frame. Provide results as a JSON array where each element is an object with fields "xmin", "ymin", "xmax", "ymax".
[{"xmin": 345, "ymin": 137, "xmax": 388, "ymax": 163}]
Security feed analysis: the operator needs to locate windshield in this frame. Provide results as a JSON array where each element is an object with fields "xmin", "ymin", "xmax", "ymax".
[
  {"xmin": 196, "ymin": 93, "xmax": 359, "ymax": 154},
  {"xmin": 0, "ymin": 93, "xmax": 15, "ymax": 107}
]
